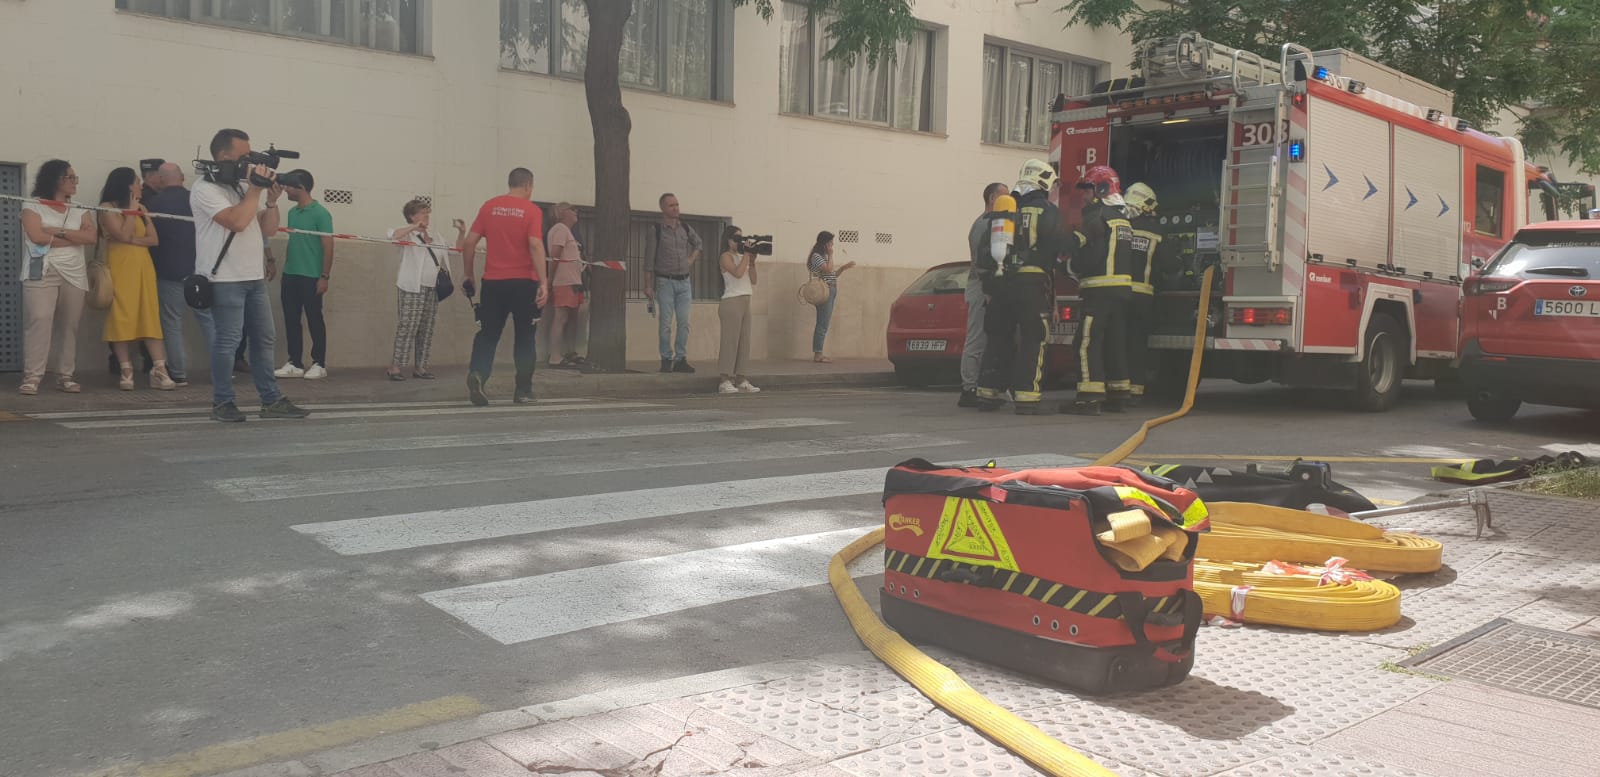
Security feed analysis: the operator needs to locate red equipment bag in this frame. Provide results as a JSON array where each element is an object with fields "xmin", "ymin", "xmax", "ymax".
[{"xmin": 881, "ymin": 458, "xmax": 1210, "ymax": 695}]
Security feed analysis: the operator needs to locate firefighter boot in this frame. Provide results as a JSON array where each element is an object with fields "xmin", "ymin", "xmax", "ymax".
[
  {"xmin": 975, "ymin": 388, "xmax": 1009, "ymax": 412},
  {"xmin": 1015, "ymin": 401, "xmax": 1052, "ymax": 416},
  {"xmin": 1105, "ymin": 391, "xmax": 1131, "ymax": 413},
  {"xmin": 1061, "ymin": 398, "xmax": 1103, "ymax": 416}
]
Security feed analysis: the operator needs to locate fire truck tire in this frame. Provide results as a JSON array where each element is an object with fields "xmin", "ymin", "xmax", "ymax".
[
  {"xmin": 1467, "ymin": 394, "xmax": 1522, "ymax": 423},
  {"xmin": 1353, "ymin": 314, "xmax": 1406, "ymax": 412}
]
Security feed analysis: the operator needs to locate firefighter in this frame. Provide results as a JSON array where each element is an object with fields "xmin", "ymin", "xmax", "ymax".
[
  {"xmin": 975, "ymin": 159, "xmax": 1068, "ymax": 415},
  {"xmin": 1122, "ymin": 182, "xmax": 1182, "ymax": 407},
  {"xmin": 1062, "ymin": 165, "xmax": 1137, "ymax": 416}
]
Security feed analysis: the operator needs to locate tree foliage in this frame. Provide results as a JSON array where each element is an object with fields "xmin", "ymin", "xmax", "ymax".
[{"xmin": 1061, "ymin": 0, "xmax": 1600, "ymax": 176}]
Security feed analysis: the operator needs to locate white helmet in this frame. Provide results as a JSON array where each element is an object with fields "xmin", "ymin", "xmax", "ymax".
[
  {"xmin": 1016, "ymin": 158, "xmax": 1058, "ymax": 193},
  {"xmin": 1125, "ymin": 182, "xmax": 1158, "ymax": 216}
]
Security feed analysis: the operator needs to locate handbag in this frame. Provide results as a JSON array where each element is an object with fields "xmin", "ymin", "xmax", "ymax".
[
  {"xmin": 798, "ymin": 271, "xmax": 831, "ymax": 306},
  {"xmin": 87, "ymin": 257, "xmax": 114, "ymax": 311},
  {"xmin": 425, "ymin": 242, "xmax": 453, "ymax": 302},
  {"xmin": 184, "ymin": 231, "xmax": 235, "ymax": 310}
]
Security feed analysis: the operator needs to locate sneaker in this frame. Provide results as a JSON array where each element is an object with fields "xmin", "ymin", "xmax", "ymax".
[
  {"xmin": 736, "ymin": 380, "xmax": 762, "ymax": 394},
  {"xmin": 303, "ymin": 364, "xmax": 328, "ymax": 380},
  {"xmin": 673, "ymin": 359, "xmax": 696, "ymax": 374},
  {"xmin": 172, "ymin": 376, "xmax": 190, "ymax": 388},
  {"xmin": 718, "ymin": 380, "xmax": 739, "ymax": 394},
  {"xmin": 660, "ymin": 358, "xmax": 673, "ymax": 373},
  {"xmin": 467, "ymin": 373, "xmax": 489, "ymax": 407},
  {"xmin": 211, "ymin": 402, "xmax": 247, "ymax": 423},
  {"xmin": 274, "ymin": 362, "xmax": 306, "ymax": 378},
  {"xmin": 513, "ymin": 391, "xmax": 535, "ymax": 404},
  {"xmin": 957, "ymin": 389, "xmax": 980, "ymax": 408},
  {"xmin": 261, "ymin": 397, "xmax": 311, "ymax": 419}
]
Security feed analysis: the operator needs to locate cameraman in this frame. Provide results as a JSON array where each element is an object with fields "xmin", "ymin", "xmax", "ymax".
[{"xmin": 190, "ymin": 128, "xmax": 311, "ymax": 422}]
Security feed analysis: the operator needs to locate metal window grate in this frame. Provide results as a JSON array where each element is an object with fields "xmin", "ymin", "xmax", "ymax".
[
  {"xmin": 838, "ymin": 230, "xmax": 860, "ymax": 244},
  {"xmin": 1402, "ymin": 619, "xmax": 1600, "ymax": 708},
  {"xmin": 0, "ymin": 163, "xmax": 22, "ymax": 372},
  {"xmin": 875, "ymin": 232, "xmax": 893, "ymax": 244},
  {"xmin": 323, "ymin": 188, "xmax": 354, "ymax": 205}
]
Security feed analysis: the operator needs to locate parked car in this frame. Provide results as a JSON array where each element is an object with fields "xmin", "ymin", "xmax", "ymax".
[
  {"xmin": 886, "ymin": 262, "xmax": 1080, "ymax": 388},
  {"xmin": 1459, "ymin": 219, "xmax": 1600, "ymax": 421}
]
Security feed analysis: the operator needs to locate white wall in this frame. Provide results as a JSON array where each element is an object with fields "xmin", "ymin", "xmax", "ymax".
[{"xmin": 3, "ymin": 0, "xmax": 1134, "ymax": 367}]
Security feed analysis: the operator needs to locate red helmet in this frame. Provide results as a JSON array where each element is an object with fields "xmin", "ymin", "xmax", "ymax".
[{"xmin": 1076, "ymin": 165, "xmax": 1122, "ymax": 198}]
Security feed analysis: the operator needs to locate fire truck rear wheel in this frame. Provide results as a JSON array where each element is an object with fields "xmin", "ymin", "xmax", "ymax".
[{"xmin": 1353, "ymin": 313, "xmax": 1406, "ymax": 413}]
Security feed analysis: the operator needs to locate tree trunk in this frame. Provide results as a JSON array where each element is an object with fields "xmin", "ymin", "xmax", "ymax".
[{"xmin": 583, "ymin": 0, "xmax": 633, "ymax": 372}]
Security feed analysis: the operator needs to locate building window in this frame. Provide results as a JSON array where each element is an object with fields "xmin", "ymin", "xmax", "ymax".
[
  {"xmin": 1475, "ymin": 165, "xmax": 1506, "ymax": 238},
  {"xmin": 779, "ymin": 2, "xmax": 937, "ymax": 132},
  {"xmin": 501, "ymin": 0, "xmax": 723, "ymax": 101},
  {"xmin": 982, "ymin": 42, "xmax": 1098, "ymax": 147},
  {"xmin": 116, "ymin": 0, "xmax": 426, "ymax": 54}
]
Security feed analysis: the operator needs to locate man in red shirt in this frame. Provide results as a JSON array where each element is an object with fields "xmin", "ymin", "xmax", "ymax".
[{"xmin": 460, "ymin": 167, "xmax": 550, "ymax": 405}]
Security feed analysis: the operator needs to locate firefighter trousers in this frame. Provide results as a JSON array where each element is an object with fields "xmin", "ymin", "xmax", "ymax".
[
  {"xmin": 1075, "ymin": 285, "xmax": 1132, "ymax": 400},
  {"xmin": 1126, "ymin": 291, "xmax": 1154, "ymax": 397},
  {"xmin": 976, "ymin": 273, "xmax": 1051, "ymax": 405}
]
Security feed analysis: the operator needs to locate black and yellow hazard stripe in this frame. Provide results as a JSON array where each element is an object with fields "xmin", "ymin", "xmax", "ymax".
[{"xmin": 883, "ymin": 549, "xmax": 1186, "ymax": 619}]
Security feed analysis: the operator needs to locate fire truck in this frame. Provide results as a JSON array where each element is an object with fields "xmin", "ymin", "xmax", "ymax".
[{"xmin": 1047, "ymin": 34, "xmax": 1559, "ymax": 410}]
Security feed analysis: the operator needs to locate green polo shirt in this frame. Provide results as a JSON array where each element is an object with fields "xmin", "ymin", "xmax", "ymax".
[{"xmin": 284, "ymin": 200, "xmax": 332, "ymax": 278}]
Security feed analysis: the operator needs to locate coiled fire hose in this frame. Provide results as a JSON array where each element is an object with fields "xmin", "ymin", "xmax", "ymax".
[{"xmin": 826, "ymin": 266, "xmax": 1219, "ymax": 777}]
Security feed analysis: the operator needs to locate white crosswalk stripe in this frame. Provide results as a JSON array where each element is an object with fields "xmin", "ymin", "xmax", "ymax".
[
  {"xmin": 212, "ymin": 431, "xmax": 964, "ymax": 501},
  {"xmin": 290, "ymin": 454, "xmax": 1085, "ymax": 556},
  {"xmin": 420, "ymin": 526, "xmax": 885, "ymax": 645},
  {"xmin": 55, "ymin": 400, "xmax": 668, "ymax": 429},
  {"xmin": 23, "ymin": 398, "xmax": 595, "ymax": 420}
]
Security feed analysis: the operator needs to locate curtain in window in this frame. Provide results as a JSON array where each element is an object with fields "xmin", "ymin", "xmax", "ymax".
[
  {"xmin": 1007, "ymin": 54, "xmax": 1033, "ymax": 145},
  {"xmin": 559, "ymin": 0, "xmax": 588, "ymax": 75},
  {"xmin": 618, "ymin": 0, "xmax": 659, "ymax": 88},
  {"xmin": 355, "ymin": 0, "xmax": 412, "ymax": 52},
  {"xmin": 892, "ymin": 32, "xmax": 930, "ymax": 131},
  {"xmin": 982, "ymin": 45, "xmax": 1004, "ymax": 143},
  {"xmin": 1032, "ymin": 60, "xmax": 1062, "ymax": 147},
  {"xmin": 815, "ymin": 25, "xmax": 852, "ymax": 119},
  {"xmin": 282, "ymin": 0, "xmax": 325, "ymax": 36},
  {"xmin": 854, "ymin": 60, "xmax": 890, "ymax": 124},
  {"xmin": 665, "ymin": 0, "xmax": 712, "ymax": 99},
  {"xmin": 500, "ymin": 0, "xmax": 553, "ymax": 73},
  {"xmin": 779, "ymin": 2, "xmax": 810, "ymax": 114},
  {"xmin": 1068, "ymin": 62, "xmax": 1096, "ymax": 100},
  {"xmin": 215, "ymin": 0, "xmax": 271, "ymax": 26}
]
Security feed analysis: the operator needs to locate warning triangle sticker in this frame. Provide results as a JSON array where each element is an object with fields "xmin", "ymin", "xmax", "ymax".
[
  {"xmin": 1197, "ymin": 471, "xmax": 1214, "ymax": 484},
  {"xmin": 926, "ymin": 498, "xmax": 1018, "ymax": 571}
]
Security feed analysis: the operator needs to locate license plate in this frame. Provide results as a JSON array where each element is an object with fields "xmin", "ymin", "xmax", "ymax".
[
  {"xmin": 1534, "ymin": 299, "xmax": 1600, "ymax": 317},
  {"xmin": 906, "ymin": 339, "xmax": 947, "ymax": 352},
  {"xmin": 1051, "ymin": 323, "xmax": 1079, "ymax": 338}
]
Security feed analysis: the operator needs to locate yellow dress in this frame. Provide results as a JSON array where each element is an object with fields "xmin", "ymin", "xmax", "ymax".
[{"xmin": 103, "ymin": 215, "xmax": 164, "ymax": 342}]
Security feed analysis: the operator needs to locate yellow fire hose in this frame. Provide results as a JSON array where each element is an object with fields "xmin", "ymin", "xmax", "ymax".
[
  {"xmin": 1193, "ymin": 560, "xmax": 1403, "ymax": 631},
  {"xmin": 826, "ymin": 266, "xmax": 1218, "ymax": 777}
]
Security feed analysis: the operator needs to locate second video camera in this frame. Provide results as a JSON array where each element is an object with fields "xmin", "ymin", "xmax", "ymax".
[
  {"xmin": 197, "ymin": 144, "xmax": 301, "ymax": 188},
  {"xmin": 740, "ymin": 234, "xmax": 774, "ymax": 256}
]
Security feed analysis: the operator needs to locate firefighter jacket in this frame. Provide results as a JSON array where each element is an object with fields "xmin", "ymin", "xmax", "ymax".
[
  {"xmin": 1068, "ymin": 200, "xmax": 1138, "ymax": 289},
  {"xmin": 979, "ymin": 189, "xmax": 1067, "ymax": 293},
  {"xmin": 1129, "ymin": 214, "xmax": 1183, "ymax": 296}
]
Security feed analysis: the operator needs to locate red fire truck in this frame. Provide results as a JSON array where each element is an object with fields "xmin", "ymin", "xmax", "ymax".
[{"xmin": 1048, "ymin": 34, "xmax": 1559, "ymax": 410}]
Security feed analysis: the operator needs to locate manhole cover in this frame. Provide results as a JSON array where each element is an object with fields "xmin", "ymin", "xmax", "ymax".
[{"xmin": 1402, "ymin": 618, "xmax": 1600, "ymax": 708}]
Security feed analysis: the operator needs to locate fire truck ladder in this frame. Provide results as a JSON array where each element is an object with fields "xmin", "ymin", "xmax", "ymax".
[
  {"xmin": 1138, "ymin": 33, "xmax": 1283, "ymax": 91},
  {"xmin": 1219, "ymin": 87, "xmax": 1288, "ymax": 269}
]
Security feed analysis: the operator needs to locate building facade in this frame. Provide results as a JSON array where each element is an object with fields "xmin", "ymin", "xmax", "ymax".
[{"xmin": 0, "ymin": 0, "xmax": 1133, "ymax": 372}]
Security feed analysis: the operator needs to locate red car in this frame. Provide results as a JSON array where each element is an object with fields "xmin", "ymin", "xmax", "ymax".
[
  {"xmin": 886, "ymin": 262, "xmax": 1080, "ymax": 387},
  {"xmin": 1459, "ymin": 219, "xmax": 1600, "ymax": 421}
]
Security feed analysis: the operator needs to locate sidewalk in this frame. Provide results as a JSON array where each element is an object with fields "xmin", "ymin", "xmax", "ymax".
[
  {"xmin": 226, "ymin": 488, "xmax": 1600, "ymax": 777},
  {"xmin": 0, "ymin": 358, "xmax": 897, "ymax": 415}
]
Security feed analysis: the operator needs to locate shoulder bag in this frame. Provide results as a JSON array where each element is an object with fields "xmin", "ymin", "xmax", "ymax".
[{"xmin": 425, "ymin": 241, "xmax": 453, "ymax": 302}]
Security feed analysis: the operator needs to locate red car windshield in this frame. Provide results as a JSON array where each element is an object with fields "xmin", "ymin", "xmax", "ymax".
[
  {"xmin": 904, "ymin": 265, "xmax": 969, "ymax": 295},
  {"xmin": 1485, "ymin": 232, "xmax": 1600, "ymax": 278}
]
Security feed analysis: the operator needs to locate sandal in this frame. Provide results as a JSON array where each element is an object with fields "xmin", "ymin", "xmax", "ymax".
[
  {"xmin": 118, "ymin": 366, "xmax": 135, "ymax": 391},
  {"xmin": 19, "ymin": 380, "xmax": 39, "ymax": 396},
  {"xmin": 56, "ymin": 378, "xmax": 81, "ymax": 394},
  {"xmin": 386, "ymin": 369, "xmax": 407, "ymax": 381},
  {"xmin": 814, "ymin": 355, "xmax": 833, "ymax": 364}
]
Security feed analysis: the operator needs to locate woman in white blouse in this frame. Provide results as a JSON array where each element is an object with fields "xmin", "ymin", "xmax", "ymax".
[
  {"xmin": 385, "ymin": 199, "xmax": 462, "ymax": 381},
  {"xmin": 17, "ymin": 159, "xmax": 97, "ymax": 395}
]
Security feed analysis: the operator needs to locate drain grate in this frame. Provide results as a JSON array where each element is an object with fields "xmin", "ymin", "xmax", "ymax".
[{"xmin": 1402, "ymin": 618, "xmax": 1600, "ymax": 708}]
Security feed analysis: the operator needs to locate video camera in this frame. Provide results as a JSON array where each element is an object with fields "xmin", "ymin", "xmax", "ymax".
[
  {"xmin": 196, "ymin": 144, "xmax": 302, "ymax": 188},
  {"xmin": 740, "ymin": 234, "xmax": 774, "ymax": 256}
]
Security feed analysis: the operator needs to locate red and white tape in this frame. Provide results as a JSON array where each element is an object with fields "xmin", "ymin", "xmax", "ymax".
[{"xmin": 1, "ymin": 194, "xmax": 625, "ymax": 270}]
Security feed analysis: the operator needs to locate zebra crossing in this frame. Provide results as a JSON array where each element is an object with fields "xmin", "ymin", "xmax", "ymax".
[{"xmin": 33, "ymin": 395, "xmax": 1085, "ymax": 650}]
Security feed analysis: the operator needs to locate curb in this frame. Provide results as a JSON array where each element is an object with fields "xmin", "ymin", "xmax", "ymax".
[{"xmin": 212, "ymin": 652, "xmax": 875, "ymax": 777}]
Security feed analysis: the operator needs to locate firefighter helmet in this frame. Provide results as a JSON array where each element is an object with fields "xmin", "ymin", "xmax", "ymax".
[
  {"xmin": 1125, "ymin": 182, "xmax": 1158, "ymax": 215},
  {"xmin": 1076, "ymin": 165, "xmax": 1122, "ymax": 199},
  {"xmin": 1016, "ymin": 158, "xmax": 1058, "ymax": 192}
]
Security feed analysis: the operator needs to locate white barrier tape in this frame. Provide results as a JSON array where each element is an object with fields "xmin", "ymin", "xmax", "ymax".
[{"xmin": 0, "ymin": 193, "xmax": 625, "ymax": 270}]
